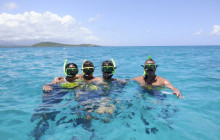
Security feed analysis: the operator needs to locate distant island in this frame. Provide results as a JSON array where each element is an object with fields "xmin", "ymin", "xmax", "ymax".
[
  {"xmin": 32, "ymin": 42, "xmax": 100, "ymax": 47},
  {"xmin": 0, "ymin": 41, "xmax": 100, "ymax": 48}
]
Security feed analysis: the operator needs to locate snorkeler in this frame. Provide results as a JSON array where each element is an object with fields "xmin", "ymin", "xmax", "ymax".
[
  {"xmin": 99, "ymin": 59, "xmax": 126, "ymax": 83},
  {"xmin": 133, "ymin": 56, "xmax": 183, "ymax": 98},
  {"xmin": 92, "ymin": 59, "xmax": 126, "ymax": 115},
  {"xmin": 32, "ymin": 60, "xmax": 83, "ymax": 140},
  {"xmin": 81, "ymin": 60, "xmax": 101, "ymax": 82},
  {"xmin": 42, "ymin": 59, "xmax": 83, "ymax": 92},
  {"xmin": 101, "ymin": 59, "xmax": 117, "ymax": 80}
]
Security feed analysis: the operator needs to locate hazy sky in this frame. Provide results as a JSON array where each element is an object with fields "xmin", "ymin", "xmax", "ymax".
[{"xmin": 0, "ymin": 0, "xmax": 219, "ymax": 46}]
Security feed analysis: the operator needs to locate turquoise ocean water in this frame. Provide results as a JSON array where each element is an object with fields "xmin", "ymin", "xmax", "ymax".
[{"xmin": 0, "ymin": 46, "xmax": 220, "ymax": 140}]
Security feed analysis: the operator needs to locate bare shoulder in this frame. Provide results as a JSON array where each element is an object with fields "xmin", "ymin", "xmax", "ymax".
[
  {"xmin": 157, "ymin": 76, "xmax": 171, "ymax": 85},
  {"xmin": 133, "ymin": 76, "xmax": 143, "ymax": 82},
  {"xmin": 94, "ymin": 77, "xmax": 102, "ymax": 81},
  {"xmin": 76, "ymin": 74, "xmax": 83, "ymax": 79}
]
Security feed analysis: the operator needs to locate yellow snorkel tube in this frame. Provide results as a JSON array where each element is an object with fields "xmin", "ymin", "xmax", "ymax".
[
  {"xmin": 81, "ymin": 59, "xmax": 87, "ymax": 75},
  {"xmin": 111, "ymin": 58, "xmax": 117, "ymax": 74},
  {"xmin": 64, "ymin": 59, "xmax": 68, "ymax": 76}
]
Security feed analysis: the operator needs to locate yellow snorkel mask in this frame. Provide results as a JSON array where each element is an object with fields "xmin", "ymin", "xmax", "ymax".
[
  {"xmin": 81, "ymin": 60, "xmax": 95, "ymax": 75},
  {"xmin": 101, "ymin": 58, "xmax": 117, "ymax": 74},
  {"xmin": 63, "ymin": 59, "xmax": 79, "ymax": 76}
]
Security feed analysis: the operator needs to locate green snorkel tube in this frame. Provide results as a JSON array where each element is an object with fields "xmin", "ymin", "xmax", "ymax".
[
  {"xmin": 111, "ymin": 58, "xmax": 117, "ymax": 74},
  {"xmin": 143, "ymin": 55, "xmax": 151, "ymax": 76},
  {"xmin": 64, "ymin": 59, "xmax": 68, "ymax": 76}
]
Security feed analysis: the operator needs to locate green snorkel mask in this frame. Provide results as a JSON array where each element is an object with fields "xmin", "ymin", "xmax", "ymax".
[
  {"xmin": 142, "ymin": 56, "xmax": 157, "ymax": 76},
  {"xmin": 101, "ymin": 58, "xmax": 117, "ymax": 74},
  {"xmin": 101, "ymin": 58, "xmax": 117, "ymax": 79},
  {"xmin": 63, "ymin": 59, "xmax": 79, "ymax": 77}
]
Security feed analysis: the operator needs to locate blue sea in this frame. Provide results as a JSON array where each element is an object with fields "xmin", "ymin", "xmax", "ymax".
[{"xmin": 0, "ymin": 46, "xmax": 220, "ymax": 140}]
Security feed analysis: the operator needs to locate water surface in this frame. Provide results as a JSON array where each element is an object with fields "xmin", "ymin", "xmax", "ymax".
[{"xmin": 0, "ymin": 46, "xmax": 220, "ymax": 140}]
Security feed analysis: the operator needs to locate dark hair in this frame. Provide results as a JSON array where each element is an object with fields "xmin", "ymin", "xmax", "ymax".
[
  {"xmin": 102, "ymin": 60, "xmax": 113, "ymax": 66},
  {"xmin": 66, "ymin": 63, "xmax": 78, "ymax": 68},
  {"xmin": 145, "ymin": 59, "xmax": 155, "ymax": 64},
  {"xmin": 83, "ymin": 61, "xmax": 94, "ymax": 67}
]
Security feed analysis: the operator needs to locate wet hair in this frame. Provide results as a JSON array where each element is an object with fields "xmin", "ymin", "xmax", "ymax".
[
  {"xmin": 66, "ymin": 63, "xmax": 78, "ymax": 68},
  {"xmin": 83, "ymin": 61, "xmax": 94, "ymax": 67},
  {"xmin": 145, "ymin": 59, "xmax": 155, "ymax": 64},
  {"xmin": 102, "ymin": 60, "xmax": 113, "ymax": 67}
]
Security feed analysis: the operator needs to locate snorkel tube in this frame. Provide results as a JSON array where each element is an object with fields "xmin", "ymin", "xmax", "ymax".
[
  {"xmin": 64, "ymin": 59, "xmax": 68, "ymax": 76},
  {"xmin": 143, "ymin": 55, "xmax": 151, "ymax": 76},
  {"xmin": 81, "ymin": 59, "xmax": 87, "ymax": 75},
  {"xmin": 111, "ymin": 58, "xmax": 117, "ymax": 74}
]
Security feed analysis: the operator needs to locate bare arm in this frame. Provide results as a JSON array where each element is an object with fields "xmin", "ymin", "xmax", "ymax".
[
  {"xmin": 163, "ymin": 79, "xmax": 183, "ymax": 98},
  {"xmin": 42, "ymin": 77, "xmax": 64, "ymax": 92},
  {"xmin": 133, "ymin": 76, "xmax": 143, "ymax": 83},
  {"xmin": 52, "ymin": 77, "xmax": 65, "ymax": 84}
]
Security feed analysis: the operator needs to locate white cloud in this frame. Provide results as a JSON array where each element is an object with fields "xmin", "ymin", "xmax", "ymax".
[
  {"xmin": 88, "ymin": 14, "xmax": 101, "ymax": 23},
  {"xmin": 0, "ymin": 11, "xmax": 100, "ymax": 44},
  {"xmin": 211, "ymin": 25, "xmax": 220, "ymax": 35},
  {"xmin": 3, "ymin": 2, "xmax": 18, "ymax": 10},
  {"xmin": 193, "ymin": 29, "xmax": 203, "ymax": 35}
]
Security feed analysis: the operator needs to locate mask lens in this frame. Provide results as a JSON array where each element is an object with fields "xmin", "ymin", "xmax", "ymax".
[
  {"xmin": 108, "ymin": 67, "xmax": 114, "ymax": 73},
  {"xmin": 102, "ymin": 67, "xmax": 108, "ymax": 73},
  {"xmin": 66, "ymin": 68, "xmax": 78, "ymax": 75},
  {"xmin": 83, "ymin": 69, "xmax": 88, "ymax": 73},
  {"xmin": 89, "ymin": 68, "xmax": 94, "ymax": 73},
  {"xmin": 102, "ymin": 66, "xmax": 114, "ymax": 73},
  {"xmin": 83, "ymin": 67, "xmax": 94, "ymax": 73},
  {"xmin": 144, "ymin": 64, "xmax": 156, "ymax": 71}
]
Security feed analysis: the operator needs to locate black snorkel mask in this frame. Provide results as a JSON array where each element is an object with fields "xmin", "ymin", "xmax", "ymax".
[{"xmin": 64, "ymin": 59, "xmax": 78, "ymax": 78}]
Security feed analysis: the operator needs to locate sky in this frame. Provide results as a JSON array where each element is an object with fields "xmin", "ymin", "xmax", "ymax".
[{"xmin": 0, "ymin": 0, "xmax": 219, "ymax": 46}]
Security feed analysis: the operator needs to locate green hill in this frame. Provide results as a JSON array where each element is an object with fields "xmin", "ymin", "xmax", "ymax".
[{"xmin": 32, "ymin": 42, "xmax": 99, "ymax": 47}]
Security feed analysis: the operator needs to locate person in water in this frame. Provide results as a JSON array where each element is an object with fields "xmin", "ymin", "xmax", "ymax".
[
  {"xmin": 133, "ymin": 56, "xmax": 183, "ymax": 98},
  {"xmin": 42, "ymin": 59, "xmax": 83, "ymax": 92},
  {"xmin": 32, "ymin": 60, "xmax": 83, "ymax": 139},
  {"xmin": 101, "ymin": 59, "xmax": 117, "ymax": 80},
  {"xmin": 93, "ymin": 59, "xmax": 127, "ymax": 114},
  {"xmin": 98, "ymin": 59, "xmax": 127, "ymax": 84},
  {"xmin": 81, "ymin": 60, "xmax": 101, "ymax": 83}
]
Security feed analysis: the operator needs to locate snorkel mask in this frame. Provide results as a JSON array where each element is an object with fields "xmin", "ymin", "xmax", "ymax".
[
  {"xmin": 64, "ymin": 59, "xmax": 79, "ymax": 78},
  {"xmin": 142, "ymin": 56, "xmax": 157, "ymax": 76},
  {"xmin": 81, "ymin": 60, "xmax": 95, "ymax": 78},
  {"xmin": 102, "ymin": 58, "xmax": 117, "ymax": 79}
]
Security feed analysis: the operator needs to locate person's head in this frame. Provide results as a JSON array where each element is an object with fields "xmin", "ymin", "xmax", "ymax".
[
  {"xmin": 81, "ymin": 60, "xmax": 95, "ymax": 79},
  {"xmin": 143, "ymin": 56, "xmax": 157, "ymax": 77},
  {"xmin": 101, "ymin": 60, "xmax": 116, "ymax": 79},
  {"xmin": 64, "ymin": 59, "xmax": 79, "ymax": 79}
]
